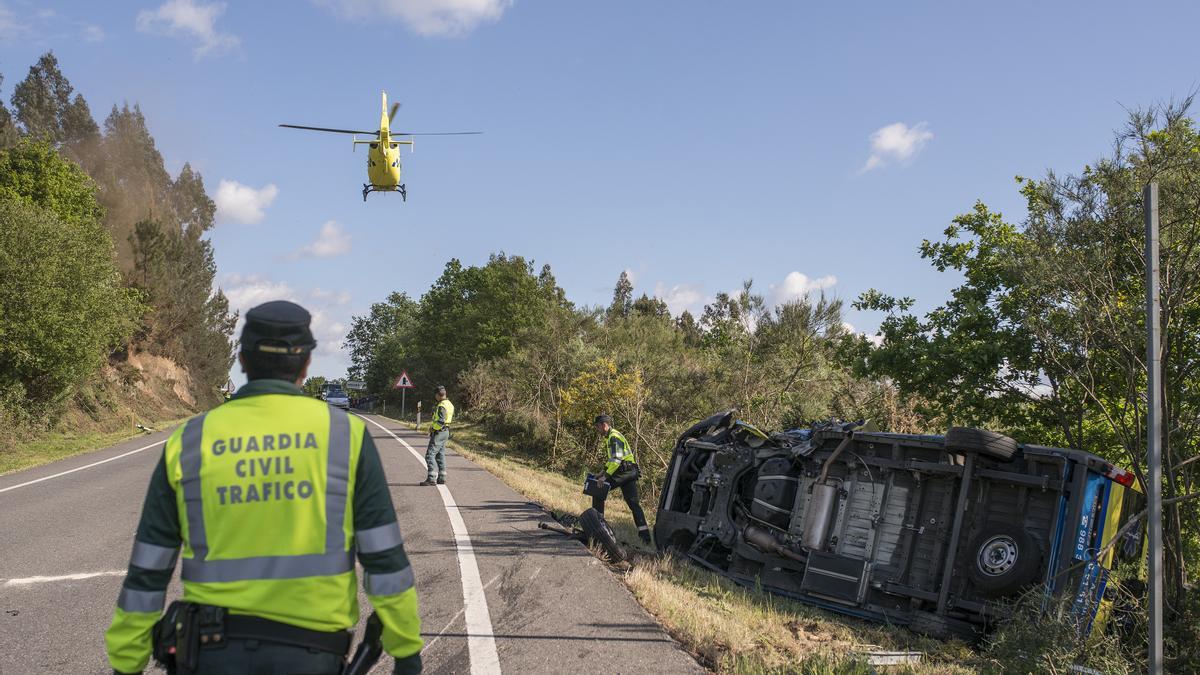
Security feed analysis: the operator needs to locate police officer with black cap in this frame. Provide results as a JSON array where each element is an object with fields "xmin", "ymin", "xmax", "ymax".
[
  {"xmin": 106, "ymin": 300, "xmax": 423, "ymax": 675},
  {"xmin": 592, "ymin": 414, "xmax": 651, "ymax": 544}
]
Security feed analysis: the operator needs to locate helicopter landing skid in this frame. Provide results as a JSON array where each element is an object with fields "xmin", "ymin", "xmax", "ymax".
[{"xmin": 362, "ymin": 184, "xmax": 408, "ymax": 202}]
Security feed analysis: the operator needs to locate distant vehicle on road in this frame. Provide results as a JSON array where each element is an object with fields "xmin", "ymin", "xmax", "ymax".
[
  {"xmin": 320, "ymin": 384, "xmax": 351, "ymax": 410},
  {"xmin": 654, "ymin": 411, "xmax": 1145, "ymax": 641}
]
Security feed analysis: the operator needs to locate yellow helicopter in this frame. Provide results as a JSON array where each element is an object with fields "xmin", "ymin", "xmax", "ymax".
[{"xmin": 281, "ymin": 92, "xmax": 480, "ymax": 201}]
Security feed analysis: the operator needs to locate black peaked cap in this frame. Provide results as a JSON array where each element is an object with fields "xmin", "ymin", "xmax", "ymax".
[{"xmin": 240, "ymin": 300, "xmax": 317, "ymax": 354}]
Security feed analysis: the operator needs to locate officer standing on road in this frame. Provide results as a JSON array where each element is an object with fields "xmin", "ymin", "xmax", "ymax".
[
  {"xmin": 105, "ymin": 300, "xmax": 423, "ymax": 675},
  {"xmin": 592, "ymin": 414, "xmax": 651, "ymax": 545},
  {"xmin": 420, "ymin": 386, "xmax": 454, "ymax": 486}
]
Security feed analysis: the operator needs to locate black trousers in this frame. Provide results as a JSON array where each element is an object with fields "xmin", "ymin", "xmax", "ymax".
[{"xmin": 591, "ymin": 476, "xmax": 648, "ymax": 530}]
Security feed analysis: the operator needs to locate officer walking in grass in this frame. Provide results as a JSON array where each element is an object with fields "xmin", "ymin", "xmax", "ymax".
[
  {"xmin": 593, "ymin": 414, "xmax": 652, "ymax": 545},
  {"xmin": 105, "ymin": 301, "xmax": 422, "ymax": 675},
  {"xmin": 420, "ymin": 385, "xmax": 454, "ymax": 486}
]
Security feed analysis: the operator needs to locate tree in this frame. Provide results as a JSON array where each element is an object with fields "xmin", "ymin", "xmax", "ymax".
[
  {"xmin": 607, "ymin": 270, "xmax": 634, "ymax": 321},
  {"xmin": 676, "ymin": 310, "xmax": 702, "ymax": 346},
  {"xmin": 0, "ymin": 199, "xmax": 141, "ymax": 410},
  {"xmin": 303, "ymin": 376, "xmax": 328, "ymax": 397},
  {"xmin": 171, "ymin": 163, "xmax": 216, "ymax": 237},
  {"xmin": 0, "ymin": 139, "xmax": 104, "ymax": 228},
  {"xmin": 408, "ymin": 254, "xmax": 571, "ymax": 394},
  {"xmin": 10, "ymin": 52, "xmax": 99, "ymax": 147},
  {"xmin": 631, "ymin": 293, "xmax": 669, "ymax": 319},
  {"xmin": 93, "ymin": 103, "xmax": 177, "ymax": 266},
  {"xmin": 127, "ymin": 219, "xmax": 236, "ymax": 404},
  {"xmin": 0, "ymin": 71, "xmax": 17, "ymax": 149},
  {"xmin": 344, "ymin": 292, "xmax": 420, "ymax": 397}
]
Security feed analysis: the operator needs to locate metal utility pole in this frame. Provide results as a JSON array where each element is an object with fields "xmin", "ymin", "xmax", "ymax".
[{"xmin": 1144, "ymin": 182, "xmax": 1163, "ymax": 674}]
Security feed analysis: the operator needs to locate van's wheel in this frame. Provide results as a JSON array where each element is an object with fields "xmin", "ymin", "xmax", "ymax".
[
  {"xmin": 908, "ymin": 610, "xmax": 982, "ymax": 643},
  {"xmin": 967, "ymin": 523, "xmax": 1042, "ymax": 596},
  {"xmin": 945, "ymin": 427, "xmax": 1017, "ymax": 461},
  {"xmin": 578, "ymin": 508, "xmax": 627, "ymax": 563}
]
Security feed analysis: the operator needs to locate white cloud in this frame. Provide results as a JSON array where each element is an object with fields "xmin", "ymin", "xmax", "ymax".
[
  {"xmin": 221, "ymin": 274, "xmax": 351, "ymax": 370},
  {"xmin": 0, "ymin": 5, "xmax": 28, "ymax": 40},
  {"xmin": 222, "ymin": 274, "xmax": 295, "ymax": 310},
  {"xmin": 653, "ymin": 282, "xmax": 705, "ymax": 316},
  {"xmin": 136, "ymin": 0, "xmax": 240, "ymax": 58},
  {"xmin": 318, "ymin": 0, "xmax": 512, "ymax": 37},
  {"xmin": 289, "ymin": 221, "xmax": 352, "ymax": 260},
  {"xmin": 310, "ymin": 288, "xmax": 353, "ymax": 306},
  {"xmin": 214, "ymin": 180, "xmax": 278, "ymax": 225},
  {"xmin": 83, "ymin": 24, "xmax": 105, "ymax": 42},
  {"xmin": 860, "ymin": 122, "xmax": 933, "ymax": 173},
  {"xmin": 768, "ymin": 271, "xmax": 837, "ymax": 305}
]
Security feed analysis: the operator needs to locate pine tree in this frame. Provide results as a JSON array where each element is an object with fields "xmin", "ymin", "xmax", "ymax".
[{"xmin": 607, "ymin": 270, "xmax": 633, "ymax": 320}]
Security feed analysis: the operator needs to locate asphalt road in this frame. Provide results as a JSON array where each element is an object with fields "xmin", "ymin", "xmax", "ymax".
[{"xmin": 0, "ymin": 412, "xmax": 701, "ymax": 674}]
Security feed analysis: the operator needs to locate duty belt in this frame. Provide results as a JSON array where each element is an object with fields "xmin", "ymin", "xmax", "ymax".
[
  {"xmin": 223, "ymin": 614, "xmax": 352, "ymax": 654},
  {"xmin": 155, "ymin": 601, "xmax": 352, "ymax": 673}
]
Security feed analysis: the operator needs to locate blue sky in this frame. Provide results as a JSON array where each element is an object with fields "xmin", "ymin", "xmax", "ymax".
[{"xmin": 2, "ymin": 1, "xmax": 1199, "ymax": 384}]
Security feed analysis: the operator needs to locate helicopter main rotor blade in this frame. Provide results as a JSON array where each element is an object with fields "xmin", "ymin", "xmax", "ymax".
[
  {"xmin": 279, "ymin": 124, "xmax": 379, "ymax": 135},
  {"xmin": 391, "ymin": 131, "xmax": 483, "ymax": 136}
]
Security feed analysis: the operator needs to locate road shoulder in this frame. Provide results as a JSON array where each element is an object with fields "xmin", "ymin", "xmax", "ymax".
[{"xmin": 361, "ymin": 415, "xmax": 704, "ymax": 674}]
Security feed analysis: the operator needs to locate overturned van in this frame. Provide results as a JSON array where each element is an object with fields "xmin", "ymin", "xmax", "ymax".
[{"xmin": 654, "ymin": 411, "xmax": 1146, "ymax": 640}]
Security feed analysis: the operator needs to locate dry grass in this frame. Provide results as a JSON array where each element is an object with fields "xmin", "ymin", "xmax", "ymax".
[
  {"xmin": 0, "ymin": 417, "xmax": 188, "ymax": 476},
  {"xmin": 400, "ymin": 419, "xmax": 984, "ymax": 674}
]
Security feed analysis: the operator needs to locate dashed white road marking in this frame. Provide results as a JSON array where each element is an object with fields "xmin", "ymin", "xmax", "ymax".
[
  {"xmin": 0, "ymin": 440, "xmax": 165, "ymax": 494},
  {"xmin": 2, "ymin": 571, "xmax": 126, "ymax": 586},
  {"xmin": 357, "ymin": 414, "xmax": 503, "ymax": 675}
]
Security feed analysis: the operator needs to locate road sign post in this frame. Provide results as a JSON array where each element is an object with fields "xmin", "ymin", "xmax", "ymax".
[
  {"xmin": 393, "ymin": 371, "xmax": 415, "ymax": 421},
  {"xmin": 1145, "ymin": 183, "xmax": 1163, "ymax": 674}
]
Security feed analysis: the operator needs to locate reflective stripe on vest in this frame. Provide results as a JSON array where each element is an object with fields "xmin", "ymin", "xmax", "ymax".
[
  {"xmin": 118, "ymin": 587, "xmax": 166, "ymax": 613},
  {"xmin": 130, "ymin": 540, "xmax": 179, "ymax": 571},
  {"xmin": 607, "ymin": 429, "xmax": 633, "ymax": 463},
  {"xmin": 178, "ymin": 408, "xmax": 354, "ymax": 582},
  {"xmin": 364, "ymin": 566, "xmax": 416, "ymax": 595}
]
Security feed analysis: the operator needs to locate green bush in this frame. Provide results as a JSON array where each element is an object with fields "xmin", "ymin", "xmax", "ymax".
[{"xmin": 0, "ymin": 198, "xmax": 141, "ymax": 413}]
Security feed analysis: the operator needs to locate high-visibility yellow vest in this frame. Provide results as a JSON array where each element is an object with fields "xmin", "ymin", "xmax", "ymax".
[
  {"xmin": 431, "ymin": 399, "xmax": 454, "ymax": 432},
  {"xmin": 604, "ymin": 428, "xmax": 635, "ymax": 475},
  {"xmin": 163, "ymin": 395, "xmax": 376, "ymax": 631}
]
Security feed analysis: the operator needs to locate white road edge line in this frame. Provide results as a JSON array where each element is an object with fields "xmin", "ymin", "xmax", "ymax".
[
  {"xmin": 2, "ymin": 570, "xmax": 127, "ymax": 586},
  {"xmin": 0, "ymin": 440, "xmax": 165, "ymax": 494},
  {"xmin": 357, "ymin": 414, "xmax": 503, "ymax": 675},
  {"xmin": 421, "ymin": 573, "xmax": 503, "ymax": 655}
]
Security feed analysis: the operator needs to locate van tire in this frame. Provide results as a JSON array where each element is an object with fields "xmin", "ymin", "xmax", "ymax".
[
  {"xmin": 578, "ymin": 508, "xmax": 626, "ymax": 562},
  {"xmin": 967, "ymin": 523, "xmax": 1042, "ymax": 596},
  {"xmin": 945, "ymin": 427, "xmax": 1017, "ymax": 461},
  {"xmin": 908, "ymin": 610, "xmax": 982, "ymax": 643}
]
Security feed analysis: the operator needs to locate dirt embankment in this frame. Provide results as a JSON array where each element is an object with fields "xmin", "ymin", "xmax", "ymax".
[
  {"xmin": 61, "ymin": 351, "xmax": 204, "ymax": 433},
  {"xmin": 1, "ymin": 351, "xmax": 207, "ymax": 463}
]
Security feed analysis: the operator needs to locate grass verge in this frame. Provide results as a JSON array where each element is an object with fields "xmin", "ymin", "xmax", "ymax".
[
  {"xmin": 400, "ymin": 418, "xmax": 982, "ymax": 674},
  {"xmin": 0, "ymin": 417, "xmax": 187, "ymax": 476}
]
